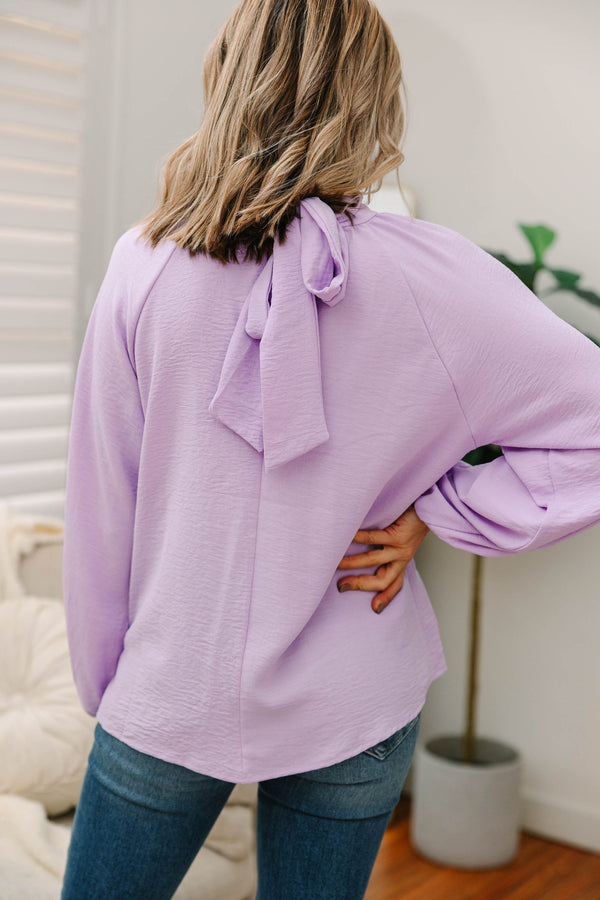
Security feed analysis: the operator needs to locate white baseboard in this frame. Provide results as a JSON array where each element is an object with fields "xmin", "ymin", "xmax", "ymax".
[{"xmin": 520, "ymin": 791, "xmax": 600, "ymax": 855}]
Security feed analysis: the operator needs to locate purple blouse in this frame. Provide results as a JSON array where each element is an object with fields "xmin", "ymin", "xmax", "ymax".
[{"xmin": 62, "ymin": 196, "xmax": 600, "ymax": 782}]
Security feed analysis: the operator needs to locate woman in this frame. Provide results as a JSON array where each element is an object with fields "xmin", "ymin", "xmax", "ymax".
[{"xmin": 61, "ymin": 1, "xmax": 600, "ymax": 897}]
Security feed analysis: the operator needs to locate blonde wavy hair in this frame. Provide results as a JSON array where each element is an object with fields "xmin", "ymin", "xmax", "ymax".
[{"xmin": 137, "ymin": 0, "xmax": 408, "ymax": 264}]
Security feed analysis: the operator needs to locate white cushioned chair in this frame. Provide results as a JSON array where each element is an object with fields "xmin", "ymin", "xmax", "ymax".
[{"xmin": 0, "ymin": 501, "xmax": 258, "ymax": 900}]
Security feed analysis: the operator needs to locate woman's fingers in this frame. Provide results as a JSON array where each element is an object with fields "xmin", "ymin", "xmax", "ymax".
[
  {"xmin": 337, "ymin": 546, "xmax": 397, "ymax": 569},
  {"xmin": 338, "ymin": 560, "xmax": 404, "ymax": 598},
  {"xmin": 371, "ymin": 566, "xmax": 406, "ymax": 613},
  {"xmin": 337, "ymin": 562, "xmax": 406, "ymax": 613},
  {"xmin": 353, "ymin": 528, "xmax": 398, "ymax": 546},
  {"xmin": 335, "ymin": 506, "xmax": 430, "ymax": 612}
]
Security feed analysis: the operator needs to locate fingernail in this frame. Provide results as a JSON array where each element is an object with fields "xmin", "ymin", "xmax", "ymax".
[
  {"xmin": 374, "ymin": 603, "xmax": 383, "ymax": 613},
  {"xmin": 338, "ymin": 583, "xmax": 352, "ymax": 593}
]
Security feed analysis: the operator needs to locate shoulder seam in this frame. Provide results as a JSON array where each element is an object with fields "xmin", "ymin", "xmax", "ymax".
[
  {"xmin": 130, "ymin": 239, "xmax": 179, "ymax": 373},
  {"xmin": 395, "ymin": 259, "xmax": 479, "ymax": 451}
]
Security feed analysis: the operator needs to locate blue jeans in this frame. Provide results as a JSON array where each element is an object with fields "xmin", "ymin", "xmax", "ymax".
[{"xmin": 61, "ymin": 710, "xmax": 422, "ymax": 900}]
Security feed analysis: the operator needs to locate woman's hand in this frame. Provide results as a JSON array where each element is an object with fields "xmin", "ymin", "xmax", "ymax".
[{"xmin": 336, "ymin": 504, "xmax": 430, "ymax": 615}]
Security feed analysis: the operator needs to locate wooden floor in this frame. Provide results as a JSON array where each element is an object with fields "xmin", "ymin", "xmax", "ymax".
[{"xmin": 364, "ymin": 796, "xmax": 600, "ymax": 900}]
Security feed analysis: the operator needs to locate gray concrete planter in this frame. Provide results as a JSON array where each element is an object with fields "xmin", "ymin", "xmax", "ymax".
[{"xmin": 409, "ymin": 734, "xmax": 522, "ymax": 869}]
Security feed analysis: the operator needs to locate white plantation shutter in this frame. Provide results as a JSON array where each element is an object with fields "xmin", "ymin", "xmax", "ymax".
[{"xmin": 0, "ymin": 0, "xmax": 91, "ymax": 516}]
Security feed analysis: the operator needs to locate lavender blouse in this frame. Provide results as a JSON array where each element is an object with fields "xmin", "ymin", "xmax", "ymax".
[{"xmin": 62, "ymin": 197, "xmax": 600, "ymax": 782}]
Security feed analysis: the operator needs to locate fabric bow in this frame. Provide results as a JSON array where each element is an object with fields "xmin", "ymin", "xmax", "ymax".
[{"xmin": 208, "ymin": 195, "xmax": 351, "ymax": 470}]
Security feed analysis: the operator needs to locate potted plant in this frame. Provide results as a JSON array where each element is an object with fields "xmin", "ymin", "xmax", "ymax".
[{"xmin": 409, "ymin": 224, "xmax": 600, "ymax": 869}]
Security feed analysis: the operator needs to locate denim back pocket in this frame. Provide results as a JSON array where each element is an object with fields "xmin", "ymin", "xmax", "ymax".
[{"xmin": 361, "ymin": 710, "xmax": 422, "ymax": 760}]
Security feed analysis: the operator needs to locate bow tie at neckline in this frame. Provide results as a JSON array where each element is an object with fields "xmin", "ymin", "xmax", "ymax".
[{"xmin": 208, "ymin": 195, "xmax": 361, "ymax": 470}]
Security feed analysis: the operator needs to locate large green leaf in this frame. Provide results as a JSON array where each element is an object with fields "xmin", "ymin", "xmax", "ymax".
[
  {"xmin": 543, "ymin": 283, "xmax": 600, "ymax": 311},
  {"xmin": 519, "ymin": 224, "xmax": 556, "ymax": 266},
  {"xmin": 573, "ymin": 287, "xmax": 600, "ymax": 310},
  {"xmin": 546, "ymin": 268, "xmax": 581, "ymax": 290}
]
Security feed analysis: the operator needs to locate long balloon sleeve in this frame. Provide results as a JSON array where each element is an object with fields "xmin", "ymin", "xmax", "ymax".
[
  {"xmin": 62, "ymin": 236, "xmax": 143, "ymax": 715},
  {"xmin": 406, "ymin": 225, "xmax": 600, "ymax": 556}
]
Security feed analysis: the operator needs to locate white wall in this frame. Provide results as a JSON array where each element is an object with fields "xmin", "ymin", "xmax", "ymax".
[
  {"xmin": 373, "ymin": 0, "xmax": 600, "ymax": 854},
  {"xmin": 81, "ymin": 0, "xmax": 600, "ymax": 852}
]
